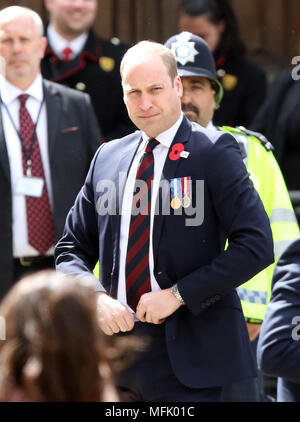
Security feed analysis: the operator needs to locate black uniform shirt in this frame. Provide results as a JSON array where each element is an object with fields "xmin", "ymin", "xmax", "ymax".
[
  {"xmin": 42, "ymin": 29, "xmax": 136, "ymax": 141},
  {"xmin": 213, "ymin": 55, "xmax": 267, "ymax": 128}
]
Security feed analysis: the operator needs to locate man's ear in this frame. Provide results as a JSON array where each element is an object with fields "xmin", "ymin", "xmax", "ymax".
[
  {"xmin": 39, "ymin": 36, "xmax": 48, "ymax": 59},
  {"xmin": 175, "ymin": 75, "xmax": 183, "ymax": 98}
]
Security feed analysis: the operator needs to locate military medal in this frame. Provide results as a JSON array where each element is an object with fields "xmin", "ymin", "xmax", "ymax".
[
  {"xmin": 182, "ymin": 177, "xmax": 191, "ymax": 208},
  {"xmin": 170, "ymin": 178, "xmax": 182, "ymax": 209},
  {"xmin": 171, "ymin": 196, "xmax": 182, "ymax": 210}
]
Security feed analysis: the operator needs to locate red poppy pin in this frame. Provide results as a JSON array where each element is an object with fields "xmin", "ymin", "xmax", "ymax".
[{"xmin": 169, "ymin": 143, "xmax": 185, "ymax": 161}]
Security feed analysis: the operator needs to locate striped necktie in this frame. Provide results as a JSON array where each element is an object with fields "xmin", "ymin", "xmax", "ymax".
[{"xmin": 125, "ymin": 138, "xmax": 159, "ymax": 311}]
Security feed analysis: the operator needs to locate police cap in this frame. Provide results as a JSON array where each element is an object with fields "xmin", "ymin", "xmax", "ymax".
[{"xmin": 165, "ymin": 32, "xmax": 223, "ymax": 106}]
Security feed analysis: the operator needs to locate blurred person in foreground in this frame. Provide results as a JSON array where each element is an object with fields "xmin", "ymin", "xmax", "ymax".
[
  {"xmin": 55, "ymin": 38, "xmax": 273, "ymax": 401},
  {"xmin": 258, "ymin": 237, "xmax": 300, "ymax": 402},
  {"xmin": 42, "ymin": 0, "xmax": 135, "ymax": 140},
  {"xmin": 0, "ymin": 6, "xmax": 101, "ymax": 299},
  {"xmin": 178, "ymin": 0, "xmax": 267, "ymax": 127},
  {"xmin": 165, "ymin": 31, "xmax": 299, "ymax": 401},
  {"xmin": 0, "ymin": 270, "xmax": 119, "ymax": 402}
]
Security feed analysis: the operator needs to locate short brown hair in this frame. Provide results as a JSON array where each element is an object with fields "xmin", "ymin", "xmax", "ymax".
[
  {"xmin": 120, "ymin": 40, "xmax": 178, "ymax": 84},
  {"xmin": 0, "ymin": 271, "xmax": 115, "ymax": 402}
]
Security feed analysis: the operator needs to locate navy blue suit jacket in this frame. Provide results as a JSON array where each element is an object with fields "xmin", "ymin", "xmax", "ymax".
[
  {"xmin": 258, "ymin": 237, "xmax": 300, "ymax": 401},
  {"xmin": 56, "ymin": 116, "xmax": 274, "ymax": 389}
]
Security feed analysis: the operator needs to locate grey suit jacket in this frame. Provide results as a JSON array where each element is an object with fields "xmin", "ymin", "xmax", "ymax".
[{"xmin": 0, "ymin": 78, "xmax": 101, "ymax": 298}]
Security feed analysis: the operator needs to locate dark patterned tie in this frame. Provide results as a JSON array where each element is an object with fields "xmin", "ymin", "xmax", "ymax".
[
  {"xmin": 19, "ymin": 94, "xmax": 55, "ymax": 255},
  {"xmin": 126, "ymin": 138, "xmax": 159, "ymax": 311}
]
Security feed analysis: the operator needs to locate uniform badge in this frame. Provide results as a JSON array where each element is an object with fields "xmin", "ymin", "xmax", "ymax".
[
  {"xmin": 169, "ymin": 32, "xmax": 199, "ymax": 66},
  {"xmin": 222, "ymin": 74, "xmax": 238, "ymax": 91},
  {"xmin": 99, "ymin": 56, "xmax": 115, "ymax": 72}
]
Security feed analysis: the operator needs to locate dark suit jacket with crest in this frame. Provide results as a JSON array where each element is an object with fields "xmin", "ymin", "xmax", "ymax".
[
  {"xmin": 42, "ymin": 29, "xmax": 135, "ymax": 141},
  {"xmin": 55, "ymin": 116, "xmax": 274, "ymax": 388},
  {"xmin": 0, "ymin": 78, "xmax": 101, "ymax": 298}
]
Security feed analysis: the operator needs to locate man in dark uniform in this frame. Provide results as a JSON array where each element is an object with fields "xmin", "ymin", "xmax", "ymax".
[{"xmin": 42, "ymin": 0, "xmax": 135, "ymax": 141}]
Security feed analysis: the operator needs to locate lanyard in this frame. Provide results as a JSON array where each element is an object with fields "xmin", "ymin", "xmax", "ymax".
[{"xmin": 0, "ymin": 93, "xmax": 45, "ymax": 177}]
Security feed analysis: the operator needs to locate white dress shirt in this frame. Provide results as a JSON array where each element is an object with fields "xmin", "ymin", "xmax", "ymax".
[
  {"xmin": 47, "ymin": 24, "xmax": 88, "ymax": 60},
  {"xmin": 0, "ymin": 74, "xmax": 53, "ymax": 257},
  {"xmin": 117, "ymin": 113, "xmax": 184, "ymax": 314}
]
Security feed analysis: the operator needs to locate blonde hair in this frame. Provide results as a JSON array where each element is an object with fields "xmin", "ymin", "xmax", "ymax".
[
  {"xmin": 0, "ymin": 6, "xmax": 44, "ymax": 38},
  {"xmin": 120, "ymin": 40, "xmax": 178, "ymax": 84}
]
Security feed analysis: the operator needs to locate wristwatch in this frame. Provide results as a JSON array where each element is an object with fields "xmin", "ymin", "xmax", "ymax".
[{"xmin": 172, "ymin": 283, "xmax": 185, "ymax": 305}]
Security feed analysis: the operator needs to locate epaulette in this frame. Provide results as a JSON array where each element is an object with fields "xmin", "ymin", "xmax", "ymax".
[{"xmin": 236, "ymin": 126, "xmax": 274, "ymax": 152}]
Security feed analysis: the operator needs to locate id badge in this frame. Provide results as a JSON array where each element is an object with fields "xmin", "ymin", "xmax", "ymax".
[{"xmin": 15, "ymin": 176, "xmax": 44, "ymax": 198}]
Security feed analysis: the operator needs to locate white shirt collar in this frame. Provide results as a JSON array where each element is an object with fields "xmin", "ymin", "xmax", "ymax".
[
  {"xmin": 0, "ymin": 73, "xmax": 44, "ymax": 105},
  {"xmin": 47, "ymin": 24, "xmax": 88, "ymax": 59},
  {"xmin": 141, "ymin": 113, "xmax": 184, "ymax": 149},
  {"xmin": 207, "ymin": 121, "xmax": 215, "ymax": 130}
]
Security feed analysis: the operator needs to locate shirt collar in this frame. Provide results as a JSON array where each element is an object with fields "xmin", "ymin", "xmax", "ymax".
[
  {"xmin": 141, "ymin": 113, "xmax": 184, "ymax": 149},
  {"xmin": 0, "ymin": 73, "xmax": 44, "ymax": 105},
  {"xmin": 47, "ymin": 24, "xmax": 88, "ymax": 58},
  {"xmin": 207, "ymin": 121, "xmax": 215, "ymax": 130}
]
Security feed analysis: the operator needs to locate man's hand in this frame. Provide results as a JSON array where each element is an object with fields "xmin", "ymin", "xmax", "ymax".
[
  {"xmin": 247, "ymin": 322, "xmax": 262, "ymax": 342},
  {"xmin": 136, "ymin": 288, "xmax": 182, "ymax": 324},
  {"xmin": 96, "ymin": 292, "xmax": 135, "ymax": 335}
]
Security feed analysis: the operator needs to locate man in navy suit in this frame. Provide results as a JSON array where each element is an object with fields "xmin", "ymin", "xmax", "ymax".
[
  {"xmin": 0, "ymin": 6, "xmax": 101, "ymax": 299},
  {"xmin": 55, "ymin": 40, "xmax": 274, "ymax": 401},
  {"xmin": 258, "ymin": 237, "xmax": 300, "ymax": 401}
]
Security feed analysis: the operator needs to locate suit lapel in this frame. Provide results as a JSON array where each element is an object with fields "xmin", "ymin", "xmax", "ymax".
[
  {"xmin": 0, "ymin": 111, "xmax": 11, "ymax": 183},
  {"xmin": 109, "ymin": 134, "xmax": 142, "ymax": 277},
  {"xmin": 114, "ymin": 134, "xmax": 142, "ymax": 216},
  {"xmin": 153, "ymin": 117, "xmax": 192, "ymax": 266},
  {"xmin": 43, "ymin": 80, "xmax": 61, "ymax": 164}
]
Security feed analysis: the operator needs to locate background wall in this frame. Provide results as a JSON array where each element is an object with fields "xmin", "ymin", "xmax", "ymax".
[{"xmin": 2, "ymin": 0, "xmax": 300, "ymax": 74}]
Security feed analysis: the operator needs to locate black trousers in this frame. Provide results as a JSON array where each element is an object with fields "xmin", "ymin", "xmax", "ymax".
[{"xmin": 116, "ymin": 321, "xmax": 222, "ymax": 402}]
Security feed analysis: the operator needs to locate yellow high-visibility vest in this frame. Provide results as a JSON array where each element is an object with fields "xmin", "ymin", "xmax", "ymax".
[{"xmin": 220, "ymin": 126, "xmax": 300, "ymax": 322}]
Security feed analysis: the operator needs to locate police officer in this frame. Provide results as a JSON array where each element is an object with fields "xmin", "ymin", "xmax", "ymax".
[
  {"xmin": 165, "ymin": 31, "xmax": 299, "ymax": 402},
  {"xmin": 42, "ymin": 0, "xmax": 135, "ymax": 141}
]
